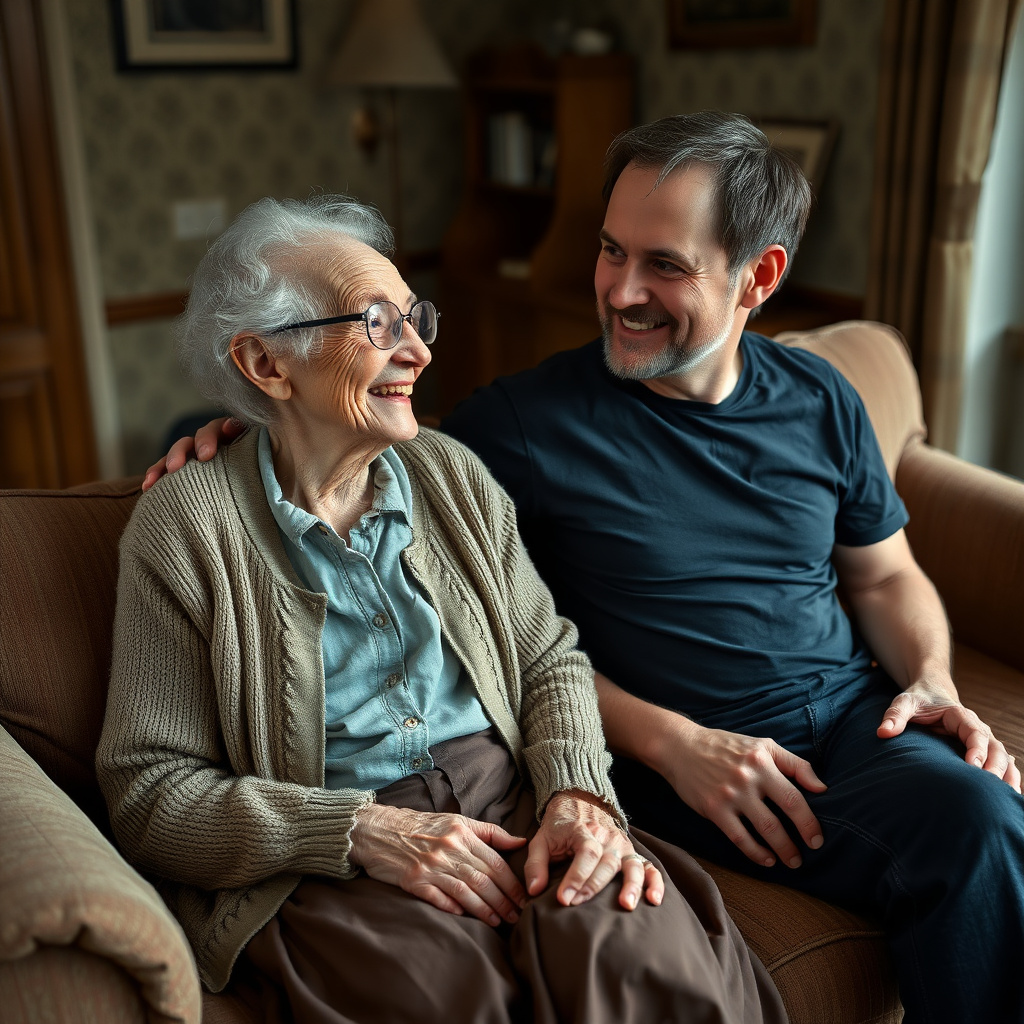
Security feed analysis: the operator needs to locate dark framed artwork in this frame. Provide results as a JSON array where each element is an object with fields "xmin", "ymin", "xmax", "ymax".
[
  {"xmin": 112, "ymin": 0, "xmax": 297, "ymax": 71},
  {"xmin": 754, "ymin": 118, "xmax": 838, "ymax": 196},
  {"xmin": 667, "ymin": 0, "xmax": 817, "ymax": 49}
]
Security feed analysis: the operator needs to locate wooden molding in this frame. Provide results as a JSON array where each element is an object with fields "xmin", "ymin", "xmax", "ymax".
[
  {"xmin": 103, "ymin": 250, "xmax": 442, "ymax": 327},
  {"xmin": 105, "ymin": 290, "xmax": 189, "ymax": 326}
]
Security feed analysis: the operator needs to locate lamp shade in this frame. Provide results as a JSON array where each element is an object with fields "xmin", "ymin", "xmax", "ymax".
[{"xmin": 328, "ymin": 0, "xmax": 457, "ymax": 88}]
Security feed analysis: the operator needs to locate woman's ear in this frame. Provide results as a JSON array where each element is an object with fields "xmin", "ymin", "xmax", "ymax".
[
  {"xmin": 738, "ymin": 245, "xmax": 788, "ymax": 310},
  {"xmin": 230, "ymin": 334, "xmax": 293, "ymax": 401}
]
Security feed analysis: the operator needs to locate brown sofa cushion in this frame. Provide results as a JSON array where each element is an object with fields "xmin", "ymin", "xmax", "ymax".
[
  {"xmin": 0, "ymin": 477, "xmax": 142, "ymax": 831},
  {"xmin": 0, "ymin": 946, "xmax": 147, "ymax": 1024},
  {"xmin": 776, "ymin": 320, "xmax": 927, "ymax": 480},
  {"xmin": 898, "ymin": 442, "xmax": 1024, "ymax": 674},
  {"xmin": 952, "ymin": 642, "xmax": 1024, "ymax": 759},
  {"xmin": 700, "ymin": 860, "xmax": 900, "ymax": 1024}
]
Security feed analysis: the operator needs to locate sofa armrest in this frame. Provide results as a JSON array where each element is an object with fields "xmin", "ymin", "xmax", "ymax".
[
  {"xmin": 0, "ymin": 725, "xmax": 201, "ymax": 1024},
  {"xmin": 0, "ymin": 946, "xmax": 147, "ymax": 1024},
  {"xmin": 897, "ymin": 441, "xmax": 1024, "ymax": 674}
]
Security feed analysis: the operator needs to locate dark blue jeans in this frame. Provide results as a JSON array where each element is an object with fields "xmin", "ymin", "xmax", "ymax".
[{"xmin": 611, "ymin": 670, "xmax": 1024, "ymax": 1024}]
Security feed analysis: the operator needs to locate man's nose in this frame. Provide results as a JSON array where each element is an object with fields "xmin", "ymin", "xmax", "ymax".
[{"xmin": 607, "ymin": 260, "xmax": 650, "ymax": 309}]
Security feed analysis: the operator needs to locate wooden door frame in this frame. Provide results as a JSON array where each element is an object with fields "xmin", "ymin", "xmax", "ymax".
[{"xmin": 0, "ymin": 0, "xmax": 101, "ymax": 485}]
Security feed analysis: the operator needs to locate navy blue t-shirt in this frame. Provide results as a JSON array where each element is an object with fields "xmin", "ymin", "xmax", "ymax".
[{"xmin": 440, "ymin": 333, "xmax": 908, "ymax": 721}]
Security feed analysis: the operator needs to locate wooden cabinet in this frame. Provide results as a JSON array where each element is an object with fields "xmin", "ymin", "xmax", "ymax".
[{"xmin": 435, "ymin": 45, "xmax": 633, "ymax": 414}]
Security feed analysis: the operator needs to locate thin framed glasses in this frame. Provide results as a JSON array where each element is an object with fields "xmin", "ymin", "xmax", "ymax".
[{"xmin": 271, "ymin": 300, "xmax": 439, "ymax": 350}]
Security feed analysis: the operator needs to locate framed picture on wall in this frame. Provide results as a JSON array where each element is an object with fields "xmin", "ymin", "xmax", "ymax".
[
  {"xmin": 112, "ymin": 0, "xmax": 297, "ymax": 71},
  {"xmin": 667, "ymin": 0, "xmax": 817, "ymax": 49},
  {"xmin": 754, "ymin": 118, "xmax": 839, "ymax": 196}
]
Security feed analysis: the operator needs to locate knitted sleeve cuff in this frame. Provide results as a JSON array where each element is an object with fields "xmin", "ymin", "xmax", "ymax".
[
  {"xmin": 291, "ymin": 788, "xmax": 377, "ymax": 879},
  {"xmin": 522, "ymin": 741, "xmax": 626, "ymax": 828}
]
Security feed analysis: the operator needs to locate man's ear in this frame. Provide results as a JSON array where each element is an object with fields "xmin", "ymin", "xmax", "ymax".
[
  {"xmin": 738, "ymin": 245, "xmax": 788, "ymax": 310},
  {"xmin": 229, "ymin": 334, "xmax": 292, "ymax": 401}
]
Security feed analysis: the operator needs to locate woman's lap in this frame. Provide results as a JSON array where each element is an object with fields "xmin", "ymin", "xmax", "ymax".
[
  {"xmin": 236, "ymin": 825, "xmax": 782, "ymax": 1024},
  {"xmin": 238, "ymin": 872, "xmax": 519, "ymax": 1024},
  {"xmin": 232, "ymin": 730, "xmax": 785, "ymax": 1024}
]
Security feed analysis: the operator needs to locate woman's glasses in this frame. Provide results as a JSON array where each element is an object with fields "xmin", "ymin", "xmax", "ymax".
[{"xmin": 271, "ymin": 300, "xmax": 439, "ymax": 350}]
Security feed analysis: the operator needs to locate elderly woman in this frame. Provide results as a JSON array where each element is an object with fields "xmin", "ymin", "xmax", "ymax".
[{"xmin": 98, "ymin": 195, "xmax": 784, "ymax": 1024}]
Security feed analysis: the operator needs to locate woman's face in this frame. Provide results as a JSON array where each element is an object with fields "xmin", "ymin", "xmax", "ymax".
[{"xmin": 279, "ymin": 239, "xmax": 431, "ymax": 447}]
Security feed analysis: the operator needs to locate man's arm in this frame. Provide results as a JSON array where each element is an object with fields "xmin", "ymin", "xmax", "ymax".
[
  {"xmin": 595, "ymin": 671, "xmax": 827, "ymax": 869},
  {"xmin": 832, "ymin": 528, "xmax": 1020, "ymax": 790},
  {"xmin": 142, "ymin": 416, "xmax": 245, "ymax": 491}
]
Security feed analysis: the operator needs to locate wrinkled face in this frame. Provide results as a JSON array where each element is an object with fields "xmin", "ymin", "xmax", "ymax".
[
  {"xmin": 281, "ymin": 238, "xmax": 431, "ymax": 446},
  {"xmin": 595, "ymin": 162, "xmax": 743, "ymax": 382}
]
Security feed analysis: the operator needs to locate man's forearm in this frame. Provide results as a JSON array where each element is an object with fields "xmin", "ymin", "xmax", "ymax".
[
  {"xmin": 847, "ymin": 564, "xmax": 954, "ymax": 695},
  {"xmin": 593, "ymin": 671, "xmax": 698, "ymax": 775}
]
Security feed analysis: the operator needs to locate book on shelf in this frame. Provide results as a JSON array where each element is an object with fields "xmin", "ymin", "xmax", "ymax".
[{"xmin": 487, "ymin": 112, "xmax": 557, "ymax": 189}]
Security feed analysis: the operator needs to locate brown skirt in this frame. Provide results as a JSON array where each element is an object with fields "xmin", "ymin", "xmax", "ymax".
[{"xmin": 232, "ymin": 728, "xmax": 786, "ymax": 1024}]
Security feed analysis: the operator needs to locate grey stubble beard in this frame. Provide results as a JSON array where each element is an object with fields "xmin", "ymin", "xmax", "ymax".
[{"xmin": 599, "ymin": 307, "xmax": 733, "ymax": 383}]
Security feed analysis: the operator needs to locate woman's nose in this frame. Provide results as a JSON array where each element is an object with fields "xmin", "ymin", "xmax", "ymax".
[{"xmin": 394, "ymin": 325, "xmax": 431, "ymax": 367}]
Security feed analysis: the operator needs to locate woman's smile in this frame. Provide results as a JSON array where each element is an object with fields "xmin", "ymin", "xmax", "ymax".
[{"xmin": 367, "ymin": 381, "xmax": 414, "ymax": 400}]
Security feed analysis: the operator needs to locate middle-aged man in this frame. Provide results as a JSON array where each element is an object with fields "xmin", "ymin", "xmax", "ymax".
[
  {"xmin": 443, "ymin": 111, "xmax": 1024, "ymax": 1024},
  {"xmin": 151, "ymin": 112, "xmax": 1024, "ymax": 1023}
]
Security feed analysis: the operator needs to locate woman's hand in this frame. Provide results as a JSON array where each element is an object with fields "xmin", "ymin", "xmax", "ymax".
[
  {"xmin": 525, "ymin": 790, "xmax": 664, "ymax": 911},
  {"xmin": 349, "ymin": 803, "xmax": 528, "ymax": 926}
]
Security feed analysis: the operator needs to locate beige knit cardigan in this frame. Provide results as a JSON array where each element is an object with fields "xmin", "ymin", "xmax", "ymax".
[{"xmin": 96, "ymin": 427, "xmax": 620, "ymax": 993}]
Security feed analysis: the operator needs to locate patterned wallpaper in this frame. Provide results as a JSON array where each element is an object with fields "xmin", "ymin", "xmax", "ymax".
[{"xmin": 64, "ymin": 0, "xmax": 885, "ymax": 472}]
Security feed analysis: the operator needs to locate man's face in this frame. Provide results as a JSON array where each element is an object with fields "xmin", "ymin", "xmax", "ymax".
[{"xmin": 595, "ymin": 162, "xmax": 743, "ymax": 383}]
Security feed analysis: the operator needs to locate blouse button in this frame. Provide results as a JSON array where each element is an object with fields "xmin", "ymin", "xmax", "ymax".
[
  {"xmin": 372, "ymin": 613, "xmax": 388, "ymax": 629},
  {"xmin": 385, "ymin": 673, "xmax": 402, "ymax": 689},
  {"xmin": 403, "ymin": 717, "xmax": 419, "ymax": 729}
]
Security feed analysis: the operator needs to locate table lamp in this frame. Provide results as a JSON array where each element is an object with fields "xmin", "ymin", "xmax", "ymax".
[{"xmin": 327, "ymin": 0, "xmax": 458, "ymax": 259}]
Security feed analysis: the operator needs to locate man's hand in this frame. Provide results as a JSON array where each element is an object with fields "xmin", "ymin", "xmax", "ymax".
[
  {"xmin": 349, "ymin": 803, "xmax": 528, "ymax": 926},
  {"xmin": 878, "ymin": 678, "xmax": 1021, "ymax": 792},
  {"xmin": 594, "ymin": 672, "xmax": 826, "ymax": 871},
  {"xmin": 661, "ymin": 721, "xmax": 827, "ymax": 869},
  {"xmin": 141, "ymin": 416, "xmax": 245, "ymax": 492},
  {"xmin": 525, "ymin": 789, "xmax": 664, "ymax": 911}
]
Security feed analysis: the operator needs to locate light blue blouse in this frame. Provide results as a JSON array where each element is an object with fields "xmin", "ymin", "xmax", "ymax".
[{"xmin": 257, "ymin": 428, "xmax": 491, "ymax": 791}]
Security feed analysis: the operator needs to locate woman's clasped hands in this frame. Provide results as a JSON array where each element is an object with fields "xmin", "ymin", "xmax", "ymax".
[{"xmin": 349, "ymin": 789, "xmax": 664, "ymax": 926}]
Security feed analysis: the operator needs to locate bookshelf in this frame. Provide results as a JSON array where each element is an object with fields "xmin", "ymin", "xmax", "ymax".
[{"xmin": 435, "ymin": 44, "xmax": 634, "ymax": 413}]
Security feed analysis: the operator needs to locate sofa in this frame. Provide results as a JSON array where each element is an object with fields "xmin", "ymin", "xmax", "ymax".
[{"xmin": 2, "ymin": 320, "xmax": 1022, "ymax": 1024}]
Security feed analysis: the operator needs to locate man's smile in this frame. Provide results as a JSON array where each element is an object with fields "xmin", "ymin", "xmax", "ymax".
[{"xmin": 620, "ymin": 316, "xmax": 667, "ymax": 332}]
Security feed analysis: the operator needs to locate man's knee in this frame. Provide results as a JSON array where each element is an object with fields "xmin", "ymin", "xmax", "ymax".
[
  {"xmin": 944, "ymin": 765, "xmax": 1024, "ymax": 861},
  {"xmin": 876, "ymin": 745, "xmax": 1024, "ymax": 873}
]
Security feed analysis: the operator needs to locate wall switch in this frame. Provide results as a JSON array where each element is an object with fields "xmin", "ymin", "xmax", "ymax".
[{"xmin": 173, "ymin": 199, "xmax": 226, "ymax": 240}]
